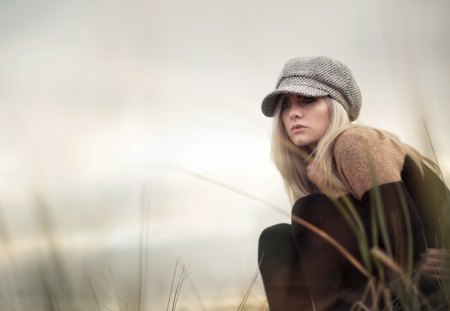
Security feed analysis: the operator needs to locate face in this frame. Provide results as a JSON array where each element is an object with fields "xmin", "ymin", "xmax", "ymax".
[{"xmin": 280, "ymin": 94, "xmax": 330, "ymax": 149}]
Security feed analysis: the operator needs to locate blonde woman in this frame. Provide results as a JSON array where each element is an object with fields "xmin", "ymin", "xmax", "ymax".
[{"xmin": 258, "ymin": 56, "xmax": 449, "ymax": 311}]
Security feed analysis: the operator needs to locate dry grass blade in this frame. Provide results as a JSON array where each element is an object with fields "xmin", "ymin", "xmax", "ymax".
[
  {"xmin": 382, "ymin": 288, "xmax": 394, "ymax": 311},
  {"xmin": 350, "ymin": 301, "xmax": 371, "ymax": 311},
  {"xmin": 371, "ymin": 248, "xmax": 434, "ymax": 311},
  {"xmin": 187, "ymin": 278, "xmax": 206, "ymax": 311},
  {"xmin": 237, "ymin": 254, "xmax": 263, "ymax": 311},
  {"xmin": 332, "ymin": 197, "xmax": 372, "ymax": 272},
  {"xmin": 139, "ymin": 183, "xmax": 150, "ymax": 311},
  {"xmin": 155, "ymin": 164, "xmax": 289, "ymax": 216},
  {"xmin": 369, "ymin": 283, "xmax": 379, "ymax": 311},
  {"xmin": 166, "ymin": 259, "xmax": 180, "ymax": 311},
  {"xmin": 422, "ymin": 119, "xmax": 447, "ymax": 184},
  {"xmin": 367, "ymin": 159, "xmax": 394, "ymax": 261},
  {"xmin": 395, "ymin": 183, "xmax": 414, "ymax": 274},
  {"xmin": 172, "ymin": 265, "xmax": 189, "ymax": 311},
  {"xmin": 350, "ymin": 278, "xmax": 375, "ymax": 311},
  {"xmin": 370, "ymin": 248, "xmax": 405, "ymax": 280}
]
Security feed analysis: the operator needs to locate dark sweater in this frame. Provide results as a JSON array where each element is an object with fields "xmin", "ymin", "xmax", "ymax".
[{"xmin": 332, "ymin": 126, "xmax": 449, "ymax": 250}]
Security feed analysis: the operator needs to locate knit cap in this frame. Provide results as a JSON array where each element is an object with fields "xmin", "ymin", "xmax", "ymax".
[{"xmin": 261, "ymin": 56, "xmax": 362, "ymax": 121}]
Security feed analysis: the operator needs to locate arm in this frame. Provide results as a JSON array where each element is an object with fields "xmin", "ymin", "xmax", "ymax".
[
  {"xmin": 331, "ymin": 127, "xmax": 427, "ymax": 270},
  {"xmin": 309, "ymin": 127, "xmax": 450, "ymax": 280},
  {"xmin": 418, "ymin": 248, "xmax": 450, "ymax": 280},
  {"xmin": 402, "ymin": 157, "xmax": 450, "ymax": 279}
]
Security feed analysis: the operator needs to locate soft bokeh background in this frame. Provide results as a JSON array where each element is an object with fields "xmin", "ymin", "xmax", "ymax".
[{"xmin": 0, "ymin": 0, "xmax": 449, "ymax": 309}]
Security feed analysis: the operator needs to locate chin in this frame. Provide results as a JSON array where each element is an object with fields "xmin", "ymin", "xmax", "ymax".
[
  {"xmin": 292, "ymin": 140, "xmax": 310, "ymax": 147},
  {"xmin": 288, "ymin": 133, "xmax": 318, "ymax": 148},
  {"xmin": 292, "ymin": 137, "xmax": 319, "ymax": 149}
]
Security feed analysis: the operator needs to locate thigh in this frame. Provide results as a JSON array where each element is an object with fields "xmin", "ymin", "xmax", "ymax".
[
  {"xmin": 291, "ymin": 194, "xmax": 369, "ymax": 310},
  {"xmin": 258, "ymin": 223, "xmax": 313, "ymax": 311}
]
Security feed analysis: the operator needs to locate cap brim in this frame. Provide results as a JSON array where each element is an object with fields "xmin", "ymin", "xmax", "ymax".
[{"xmin": 261, "ymin": 85, "xmax": 329, "ymax": 117}]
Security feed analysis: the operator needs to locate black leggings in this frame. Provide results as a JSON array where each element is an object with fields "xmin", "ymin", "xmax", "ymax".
[{"xmin": 258, "ymin": 194, "xmax": 371, "ymax": 311}]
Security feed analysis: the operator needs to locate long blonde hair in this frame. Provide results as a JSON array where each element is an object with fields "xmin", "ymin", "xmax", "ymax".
[{"xmin": 271, "ymin": 96, "xmax": 430, "ymax": 202}]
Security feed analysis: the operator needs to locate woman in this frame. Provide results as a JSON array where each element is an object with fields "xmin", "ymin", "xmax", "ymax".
[{"xmin": 258, "ymin": 56, "xmax": 449, "ymax": 310}]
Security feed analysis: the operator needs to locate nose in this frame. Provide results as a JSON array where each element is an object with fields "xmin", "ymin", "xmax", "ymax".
[{"xmin": 289, "ymin": 102, "xmax": 303, "ymax": 119}]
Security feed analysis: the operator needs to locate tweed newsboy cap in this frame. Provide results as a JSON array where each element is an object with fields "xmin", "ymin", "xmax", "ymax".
[{"xmin": 261, "ymin": 56, "xmax": 362, "ymax": 121}]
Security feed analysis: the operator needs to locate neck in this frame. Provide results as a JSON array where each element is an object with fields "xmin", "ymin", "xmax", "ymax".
[{"xmin": 308, "ymin": 144, "xmax": 317, "ymax": 154}]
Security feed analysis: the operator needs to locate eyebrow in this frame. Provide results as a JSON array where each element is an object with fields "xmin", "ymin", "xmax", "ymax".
[
  {"xmin": 280, "ymin": 94, "xmax": 306, "ymax": 104},
  {"xmin": 281, "ymin": 94, "xmax": 303, "ymax": 99}
]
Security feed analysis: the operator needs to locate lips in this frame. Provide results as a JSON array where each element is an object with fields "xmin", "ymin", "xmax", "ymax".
[{"xmin": 291, "ymin": 124, "xmax": 306, "ymax": 132}]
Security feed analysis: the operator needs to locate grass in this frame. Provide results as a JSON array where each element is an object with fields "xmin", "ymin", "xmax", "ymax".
[
  {"xmin": 0, "ymin": 191, "xmax": 269, "ymax": 311},
  {"xmin": 4, "ymin": 176, "xmax": 448, "ymax": 311},
  {"xmin": 0, "ymin": 122, "xmax": 448, "ymax": 310},
  {"xmin": 163, "ymin": 161, "xmax": 450, "ymax": 310},
  {"xmin": 1, "ymin": 171, "xmax": 448, "ymax": 311}
]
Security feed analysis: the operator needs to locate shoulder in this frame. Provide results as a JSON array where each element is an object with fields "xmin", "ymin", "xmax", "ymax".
[
  {"xmin": 333, "ymin": 126, "xmax": 403, "ymax": 160},
  {"xmin": 332, "ymin": 126, "xmax": 407, "ymax": 198},
  {"xmin": 333, "ymin": 126, "xmax": 382, "ymax": 156}
]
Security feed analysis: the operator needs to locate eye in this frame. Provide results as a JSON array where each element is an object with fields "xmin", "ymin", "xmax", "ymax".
[
  {"xmin": 281, "ymin": 97, "xmax": 291, "ymax": 110},
  {"xmin": 302, "ymin": 96, "xmax": 316, "ymax": 104}
]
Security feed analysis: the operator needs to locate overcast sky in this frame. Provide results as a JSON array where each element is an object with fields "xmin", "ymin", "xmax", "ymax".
[{"xmin": 0, "ymin": 0, "xmax": 449, "ymax": 309}]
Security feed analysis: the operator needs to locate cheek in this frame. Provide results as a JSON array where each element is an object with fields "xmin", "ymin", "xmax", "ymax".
[
  {"xmin": 313, "ymin": 104, "xmax": 331, "ymax": 135},
  {"xmin": 281, "ymin": 113, "xmax": 290, "ymax": 132},
  {"xmin": 318, "ymin": 110, "xmax": 331, "ymax": 134}
]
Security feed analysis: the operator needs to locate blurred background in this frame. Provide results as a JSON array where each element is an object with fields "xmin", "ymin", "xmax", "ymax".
[{"xmin": 0, "ymin": 0, "xmax": 449, "ymax": 309}]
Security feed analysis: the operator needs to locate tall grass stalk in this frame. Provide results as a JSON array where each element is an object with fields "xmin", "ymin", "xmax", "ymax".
[
  {"xmin": 350, "ymin": 279, "xmax": 374, "ymax": 311},
  {"xmin": 371, "ymin": 247, "xmax": 433, "ymax": 310},
  {"xmin": 165, "ymin": 259, "xmax": 191, "ymax": 311},
  {"xmin": 237, "ymin": 255, "xmax": 263, "ymax": 311},
  {"xmin": 172, "ymin": 265, "xmax": 189, "ymax": 310},
  {"xmin": 186, "ymin": 277, "xmax": 206, "ymax": 311},
  {"xmin": 166, "ymin": 259, "xmax": 180, "ymax": 311},
  {"xmin": 139, "ymin": 183, "xmax": 151, "ymax": 311}
]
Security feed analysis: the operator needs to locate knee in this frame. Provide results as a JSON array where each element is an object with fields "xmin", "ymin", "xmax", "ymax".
[
  {"xmin": 291, "ymin": 193, "xmax": 333, "ymax": 220},
  {"xmin": 258, "ymin": 223, "xmax": 292, "ymax": 263},
  {"xmin": 291, "ymin": 194, "xmax": 337, "ymax": 237}
]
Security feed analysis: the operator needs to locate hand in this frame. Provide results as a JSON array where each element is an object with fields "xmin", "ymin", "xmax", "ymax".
[{"xmin": 418, "ymin": 248, "xmax": 450, "ymax": 280}]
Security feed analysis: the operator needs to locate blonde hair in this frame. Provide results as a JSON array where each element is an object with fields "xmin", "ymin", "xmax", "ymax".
[{"xmin": 271, "ymin": 97, "xmax": 431, "ymax": 202}]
